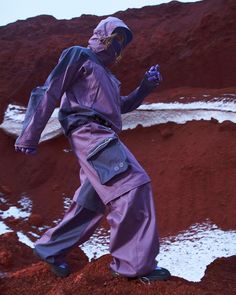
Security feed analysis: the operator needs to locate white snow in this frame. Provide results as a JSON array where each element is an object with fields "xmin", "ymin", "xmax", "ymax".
[
  {"xmin": 1, "ymin": 99, "xmax": 236, "ymax": 141},
  {"xmin": 137, "ymin": 100, "xmax": 236, "ymax": 111},
  {"xmin": 0, "ymin": 196, "xmax": 32, "ymax": 219},
  {"xmin": 17, "ymin": 231, "xmax": 34, "ymax": 248},
  {"xmin": 79, "ymin": 220, "xmax": 236, "ymax": 282},
  {"xmin": 158, "ymin": 221, "xmax": 236, "ymax": 282},
  {"xmin": 0, "ymin": 221, "xmax": 13, "ymax": 234},
  {"xmin": 0, "ymin": 196, "xmax": 235, "ymax": 282},
  {"xmin": 80, "ymin": 227, "xmax": 110, "ymax": 261},
  {"xmin": 0, "ymin": 104, "xmax": 61, "ymax": 141},
  {"xmin": 0, "ymin": 99, "xmax": 236, "ymax": 281}
]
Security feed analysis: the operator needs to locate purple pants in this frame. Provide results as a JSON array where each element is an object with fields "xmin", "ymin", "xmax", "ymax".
[{"xmin": 35, "ymin": 123, "xmax": 159, "ymax": 277}]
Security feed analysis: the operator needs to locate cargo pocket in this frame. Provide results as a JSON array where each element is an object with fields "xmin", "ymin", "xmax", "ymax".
[{"xmin": 87, "ymin": 136, "xmax": 129, "ymax": 184}]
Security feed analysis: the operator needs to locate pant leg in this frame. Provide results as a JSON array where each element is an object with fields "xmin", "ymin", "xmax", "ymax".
[
  {"xmin": 72, "ymin": 168, "xmax": 105, "ymax": 212},
  {"xmin": 35, "ymin": 176, "xmax": 105, "ymax": 264},
  {"xmin": 69, "ymin": 124, "xmax": 159, "ymax": 276},
  {"xmin": 69, "ymin": 122, "xmax": 151, "ymax": 204},
  {"xmin": 107, "ymin": 182, "xmax": 159, "ymax": 277}
]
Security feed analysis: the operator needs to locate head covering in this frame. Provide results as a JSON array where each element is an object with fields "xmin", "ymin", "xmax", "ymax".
[{"xmin": 87, "ymin": 16, "xmax": 133, "ymax": 54}]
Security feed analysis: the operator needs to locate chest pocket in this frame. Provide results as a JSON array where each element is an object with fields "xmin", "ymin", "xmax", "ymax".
[{"xmin": 87, "ymin": 136, "xmax": 129, "ymax": 185}]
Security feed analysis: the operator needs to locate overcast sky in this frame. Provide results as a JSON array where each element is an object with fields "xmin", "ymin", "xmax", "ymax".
[{"xmin": 0, "ymin": 0, "xmax": 200, "ymax": 26}]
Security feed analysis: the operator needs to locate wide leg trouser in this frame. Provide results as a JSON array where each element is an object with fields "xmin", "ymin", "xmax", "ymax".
[
  {"xmin": 107, "ymin": 182, "xmax": 159, "ymax": 276},
  {"xmin": 35, "ymin": 180, "xmax": 159, "ymax": 277},
  {"xmin": 35, "ymin": 123, "xmax": 160, "ymax": 276},
  {"xmin": 35, "ymin": 199, "xmax": 104, "ymax": 263}
]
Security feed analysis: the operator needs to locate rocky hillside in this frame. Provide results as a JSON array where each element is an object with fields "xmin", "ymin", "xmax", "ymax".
[{"xmin": 0, "ymin": 0, "xmax": 235, "ymax": 121}]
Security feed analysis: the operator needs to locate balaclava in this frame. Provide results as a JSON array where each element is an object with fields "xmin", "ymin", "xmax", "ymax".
[{"xmin": 87, "ymin": 16, "xmax": 133, "ymax": 66}]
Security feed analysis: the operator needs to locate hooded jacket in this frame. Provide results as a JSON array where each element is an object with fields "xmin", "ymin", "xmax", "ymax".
[{"xmin": 15, "ymin": 17, "xmax": 155, "ymax": 149}]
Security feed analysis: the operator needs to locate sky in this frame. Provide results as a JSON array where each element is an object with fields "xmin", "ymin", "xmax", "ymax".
[{"xmin": 0, "ymin": 0, "xmax": 199, "ymax": 26}]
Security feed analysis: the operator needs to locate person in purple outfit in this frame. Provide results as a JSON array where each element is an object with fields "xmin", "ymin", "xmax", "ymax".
[{"xmin": 15, "ymin": 16, "xmax": 171, "ymax": 282}]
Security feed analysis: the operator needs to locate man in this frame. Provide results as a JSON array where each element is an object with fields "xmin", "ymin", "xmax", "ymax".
[{"xmin": 15, "ymin": 16, "xmax": 171, "ymax": 282}]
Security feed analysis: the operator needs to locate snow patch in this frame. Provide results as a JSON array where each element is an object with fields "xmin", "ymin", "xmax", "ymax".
[
  {"xmin": 0, "ymin": 196, "xmax": 235, "ymax": 283},
  {"xmin": 1, "ymin": 100, "xmax": 236, "ymax": 141},
  {"xmin": 78, "ymin": 220, "xmax": 236, "ymax": 282}
]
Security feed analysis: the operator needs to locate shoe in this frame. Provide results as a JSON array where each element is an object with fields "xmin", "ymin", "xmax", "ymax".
[
  {"xmin": 138, "ymin": 266, "xmax": 171, "ymax": 283},
  {"xmin": 111, "ymin": 266, "xmax": 171, "ymax": 283},
  {"xmin": 50, "ymin": 261, "xmax": 71, "ymax": 278},
  {"xmin": 33, "ymin": 248, "xmax": 70, "ymax": 278}
]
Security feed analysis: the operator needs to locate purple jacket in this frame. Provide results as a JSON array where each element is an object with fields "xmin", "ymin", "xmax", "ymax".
[{"xmin": 15, "ymin": 17, "xmax": 155, "ymax": 149}]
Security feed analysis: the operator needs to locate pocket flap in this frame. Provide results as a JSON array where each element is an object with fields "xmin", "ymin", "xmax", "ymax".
[{"xmin": 87, "ymin": 136, "xmax": 129, "ymax": 184}]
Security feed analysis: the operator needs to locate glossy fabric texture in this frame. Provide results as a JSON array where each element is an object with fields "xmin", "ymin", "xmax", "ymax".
[
  {"xmin": 107, "ymin": 183, "xmax": 159, "ymax": 277},
  {"xmin": 35, "ymin": 202, "xmax": 104, "ymax": 264},
  {"xmin": 69, "ymin": 122, "xmax": 150, "ymax": 204},
  {"xmin": 35, "ymin": 180, "xmax": 159, "ymax": 277},
  {"xmin": 16, "ymin": 16, "xmax": 162, "ymax": 277},
  {"xmin": 87, "ymin": 16, "xmax": 133, "ymax": 54},
  {"xmin": 15, "ymin": 17, "xmax": 154, "ymax": 148}
]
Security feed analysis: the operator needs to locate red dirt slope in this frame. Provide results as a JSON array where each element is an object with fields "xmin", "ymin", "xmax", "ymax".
[
  {"xmin": 0, "ymin": 119, "xmax": 236, "ymax": 294},
  {"xmin": 0, "ymin": 233, "xmax": 235, "ymax": 295}
]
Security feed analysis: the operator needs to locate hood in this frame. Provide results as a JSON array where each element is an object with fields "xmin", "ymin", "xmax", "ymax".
[{"xmin": 87, "ymin": 16, "xmax": 133, "ymax": 53}]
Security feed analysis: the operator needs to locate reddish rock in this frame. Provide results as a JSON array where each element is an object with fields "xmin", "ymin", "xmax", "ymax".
[
  {"xmin": 28, "ymin": 213, "xmax": 43, "ymax": 226},
  {"xmin": 218, "ymin": 120, "xmax": 236, "ymax": 131},
  {"xmin": 0, "ymin": 232, "xmax": 37, "ymax": 272},
  {"xmin": 0, "ymin": 252, "xmax": 235, "ymax": 295},
  {"xmin": 0, "ymin": 185, "xmax": 11, "ymax": 195},
  {"xmin": 4, "ymin": 217, "xmax": 22, "ymax": 227},
  {"xmin": 0, "ymin": 250, "xmax": 12, "ymax": 267},
  {"xmin": 160, "ymin": 128, "xmax": 174, "ymax": 138},
  {"xmin": 0, "ymin": 0, "xmax": 236, "ymax": 120}
]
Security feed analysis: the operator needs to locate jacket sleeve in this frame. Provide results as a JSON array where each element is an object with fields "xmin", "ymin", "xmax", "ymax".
[
  {"xmin": 15, "ymin": 46, "xmax": 86, "ymax": 148},
  {"xmin": 120, "ymin": 78, "xmax": 157, "ymax": 114}
]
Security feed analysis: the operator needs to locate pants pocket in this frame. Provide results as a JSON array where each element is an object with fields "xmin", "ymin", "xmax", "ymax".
[{"xmin": 87, "ymin": 136, "xmax": 129, "ymax": 184}]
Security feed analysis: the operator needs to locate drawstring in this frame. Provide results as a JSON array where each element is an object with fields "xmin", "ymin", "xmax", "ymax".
[{"xmin": 115, "ymin": 53, "xmax": 122, "ymax": 63}]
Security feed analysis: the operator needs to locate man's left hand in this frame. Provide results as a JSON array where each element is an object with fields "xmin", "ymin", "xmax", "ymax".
[{"xmin": 145, "ymin": 64, "xmax": 163, "ymax": 86}]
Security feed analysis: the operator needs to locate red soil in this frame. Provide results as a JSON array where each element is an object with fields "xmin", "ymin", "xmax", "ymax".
[
  {"xmin": 0, "ymin": 232, "xmax": 235, "ymax": 295},
  {"xmin": 0, "ymin": 0, "xmax": 236, "ymax": 120},
  {"xmin": 0, "ymin": 119, "xmax": 236, "ymax": 294},
  {"xmin": 0, "ymin": 0, "xmax": 236, "ymax": 294}
]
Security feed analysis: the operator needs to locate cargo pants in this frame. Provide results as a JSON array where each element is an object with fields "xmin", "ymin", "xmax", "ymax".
[{"xmin": 35, "ymin": 122, "xmax": 160, "ymax": 277}]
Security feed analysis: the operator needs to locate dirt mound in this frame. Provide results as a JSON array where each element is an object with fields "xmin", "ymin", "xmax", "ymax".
[
  {"xmin": 1, "ymin": 117, "xmax": 236, "ymax": 293},
  {"xmin": 0, "ymin": 245, "xmax": 235, "ymax": 295},
  {"xmin": 0, "ymin": 232, "xmax": 37, "ymax": 273},
  {"xmin": 1, "ymin": 119, "xmax": 236, "ymax": 233}
]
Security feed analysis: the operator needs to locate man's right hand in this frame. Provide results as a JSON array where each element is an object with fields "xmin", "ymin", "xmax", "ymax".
[{"xmin": 15, "ymin": 146, "xmax": 37, "ymax": 155}]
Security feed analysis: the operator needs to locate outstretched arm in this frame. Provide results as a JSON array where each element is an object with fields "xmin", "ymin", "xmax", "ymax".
[
  {"xmin": 120, "ymin": 64, "xmax": 162, "ymax": 114},
  {"xmin": 15, "ymin": 46, "xmax": 86, "ymax": 154}
]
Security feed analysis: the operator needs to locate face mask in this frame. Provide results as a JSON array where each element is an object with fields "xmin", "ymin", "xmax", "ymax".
[
  {"xmin": 103, "ymin": 33, "xmax": 125, "ymax": 53},
  {"xmin": 101, "ymin": 32, "xmax": 125, "ymax": 63},
  {"xmin": 111, "ymin": 37, "xmax": 123, "ymax": 56}
]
